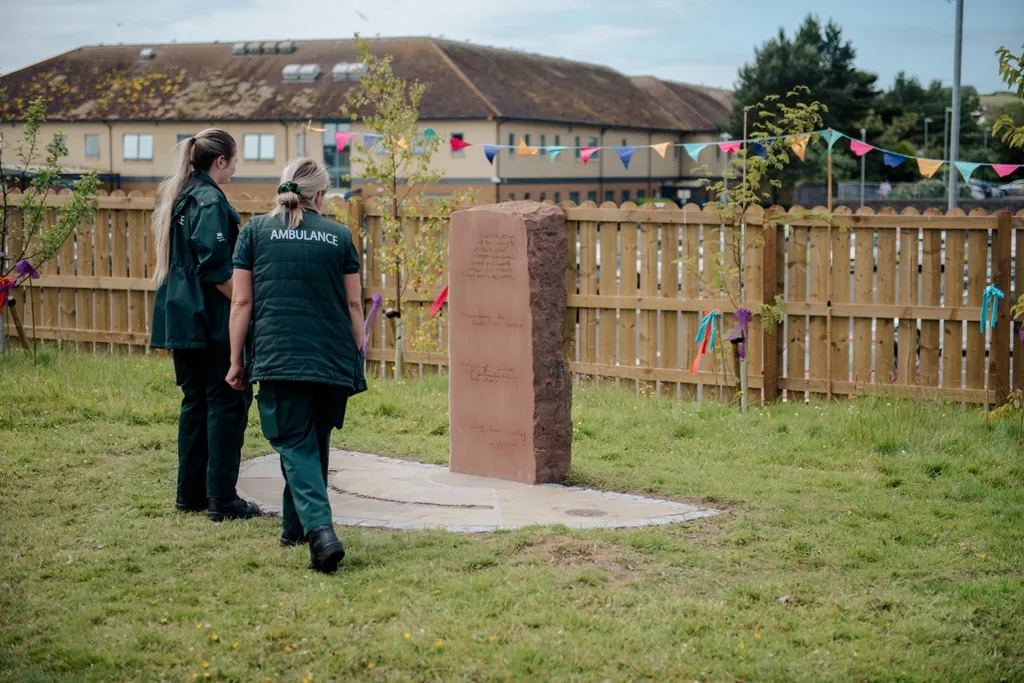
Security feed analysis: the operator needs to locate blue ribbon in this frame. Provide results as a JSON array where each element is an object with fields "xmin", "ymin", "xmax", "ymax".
[
  {"xmin": 695, "ymin": 310, "xmax": 722, "ymax": 348},
  {"xmin": 981, "ymin": 284, "xmax": 1004, "ymax": 334}
]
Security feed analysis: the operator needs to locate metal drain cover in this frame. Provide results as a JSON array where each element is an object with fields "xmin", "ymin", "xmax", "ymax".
[{"xmin": 565, "ymin": 508, "xmax": 607, "ymax": 517}]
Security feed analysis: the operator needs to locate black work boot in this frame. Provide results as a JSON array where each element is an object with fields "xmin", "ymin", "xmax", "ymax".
[
  {"xmin": 306, "ymin": 525, "xmax": 345, "ymax": 573},
  {"xmin": 207, "ymin": 497, "xmax": 261, "ymax": 522},
  {"xmin": 280, "ymin": 531, "xmax": 308, "ymax": 547},
  {"xmin": 175, "ymin": 493, "xmax": 207, "ymax": 513}
]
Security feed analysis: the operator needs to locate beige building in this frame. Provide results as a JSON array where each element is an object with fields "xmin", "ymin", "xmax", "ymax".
[{"xmin": 0, "ymin": 38, "xmax": 733, "ymax": 205}]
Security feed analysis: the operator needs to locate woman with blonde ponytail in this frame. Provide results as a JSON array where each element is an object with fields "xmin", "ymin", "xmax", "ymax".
[
  {"xmin": 150, "ymin": 128, "xmax": 260, "ymax": 523},
  {"xmin": 226, "ymin": 158, "xmax": 366, "ymax": 573}
]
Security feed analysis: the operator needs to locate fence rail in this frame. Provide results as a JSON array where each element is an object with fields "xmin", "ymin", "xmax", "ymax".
[{"xmin": 4, "ymin": 188, "xmax": 1024, "ymax": 404}]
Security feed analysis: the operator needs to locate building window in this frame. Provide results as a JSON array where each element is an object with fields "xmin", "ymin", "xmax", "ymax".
[
  {"xmin": 524, "ymin": 134, "xmax": 531, "ymax": 147},
  {"xmin": 605, "ymin": 190, "xmax": 614, "ymax": 202},
  {"xmin": 621, "ymin": 190, "xmax": 630, "ymax": 203},
  {"xmin": 176, "ymin": 133, "xmax": 194, "ymax": 145},
  {"xmin": 321, "ymin": 122, "xmax": 351, "ymax": 189},
  {"xmin": 123, "ymin": 134, "xmax": 153, "ymax": 161},
  {"xmin": 588, "ymin": 137, "xmax": 599, "ymax": 160},
  {"xmin": 675, "ymin": 145, "xmax": 681, "ymax": 159},
  {"xmin": 451, "ymin": 132, "xmax": 465, "ymax": 157},
  {"xmin": 569, "ymin": 191, "xmax": 580, "ymax": 204},
  {"xmin": 524, "ymin": 192, "xmax": 531, "ymax": 200},
  {"xmin": 84, "ymin": 134, "xmax": 101, "ymax": 159},
  {"xmin": 587, "ymin": 190, "xmax": 597, "ymax": 203},
  {"xmin": 716, "ymin": 146, "xmax": 722, "ymax": 160},
  {"xmin": 621, "ymin": 138, "xmax": 628, "ymax": 147},
  {"xmin": 575, "ymin": 136, "xmax": 581, "ymax": 160},
  {"xmin": 637, "ymin": 189, "xmax": 646, "ymax": 199},
  {"xmin": 243, "ymin": 134, "xmax": 275, "ymax": 161},
  {"xmin": 508, "ymin": 192, "xmax": 515, "ymax": 200},
  {"xmin": 554, "ymin": 135, "xmax": 561, "ymax": 148},
  {"xmin": 509, "ymin": 132, "xmax": 515, "ymax": 156},
  {"xmin": 554, "ymin": 191, "xmax": 561, "ymax": 203},
  {"xmin": 539, "ymin": 134, "xmax": 547, "ymax": 156}
]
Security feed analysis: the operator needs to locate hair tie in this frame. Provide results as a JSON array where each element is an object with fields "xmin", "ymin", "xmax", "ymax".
[{"xmin": 277, "ymin": 181, "xmax": 301, "ymax": 197}]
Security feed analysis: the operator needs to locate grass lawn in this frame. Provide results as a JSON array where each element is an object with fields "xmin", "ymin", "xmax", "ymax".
[{"xmin": 1, "ymin": 350, "xmax": 1023, "ymax": 682}]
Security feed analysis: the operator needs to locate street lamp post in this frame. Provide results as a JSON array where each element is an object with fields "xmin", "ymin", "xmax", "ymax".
[
  {"xmin": 948, "ymin": 0, "xmax": 964, "ymax": 210},
  {"xmin": 943, "ymin": 106, "xmax": 951, "ymax": 184},
  {"xmin": 924, "ymin": 117, "xmax": 932, "ymax": 152}
]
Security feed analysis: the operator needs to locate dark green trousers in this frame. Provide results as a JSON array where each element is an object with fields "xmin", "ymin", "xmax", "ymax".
[
  {"xmin": 173, "ymin": 349, "xmax": 252, "ymax": 503},
  {"xmin": 257, "ymin": 382, "xmax": 348, "ymax": 538}
]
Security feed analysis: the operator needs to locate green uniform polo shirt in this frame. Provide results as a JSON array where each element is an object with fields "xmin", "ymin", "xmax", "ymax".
[
  {"xmin": 233, "ymin": 208, "xmax": 367, "ymax": 395},
  {"xmin": 150, "ymin": 173, "xmax": 240, "ymax": 350}
]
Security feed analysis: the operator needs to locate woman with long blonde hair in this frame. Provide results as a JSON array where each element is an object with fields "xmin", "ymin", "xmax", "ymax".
[
  {"xmin": 227, "ymin": 157, "xmax": 365, "ymax": 573},
  {"xmin": 150, "ymin": 128, "xmax": 260, "ymax": 523}
]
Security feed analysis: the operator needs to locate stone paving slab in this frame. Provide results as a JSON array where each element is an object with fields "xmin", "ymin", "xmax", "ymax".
[{"xmin": 238, "ymin": 450, "xmax": 721, "ymax": 533}]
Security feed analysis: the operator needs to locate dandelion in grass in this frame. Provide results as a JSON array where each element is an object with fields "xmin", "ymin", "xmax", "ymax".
[
  {"xmin": 232, "ymin": 641, "xmax": 240, "ymax": 649},
  {"xmin": 434, "ymin": 640, "xmax": 444, "ymax": 649},
  {"xmin": 284, "ymin": 645, "xmax": 293, "ymax": 654},
  {"xmin": 754, "ymin": 632, "xmax": 761, "ymax": 640},
  {"xmin": 210, "ymin": 633, "xmax": 219, "ymax": 642},
  {"xmin": 404, "ymin": 633, "xmax": 411, "ymax": 639},
  {"xmin": 202, "ymin": 662, "xmax": 209, "ymax": 669},
  {"xmin": 738, "ymin": 641, "xmax": 745, "ymax": 649},
  {"xmin": 160, "ymin": 617, "xmax": 168, "ymax": 624}
]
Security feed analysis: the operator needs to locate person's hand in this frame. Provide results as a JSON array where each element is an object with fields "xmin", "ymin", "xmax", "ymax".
[{"xmin": 225, "ymin": 362, "xmax": 247, "ymax": 391}]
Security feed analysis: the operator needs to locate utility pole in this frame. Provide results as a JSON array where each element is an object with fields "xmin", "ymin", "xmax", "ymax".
[
  {"xmin": 943, "ymin": 106, "xmax": 951, "ymax": 184},
  {"xmin": 924, "ymin": 117, "xmax": 932, "ymax": 152},
  {"xmin": 948, "ymin": 0, "xmax": 964, "ymax": 210}
]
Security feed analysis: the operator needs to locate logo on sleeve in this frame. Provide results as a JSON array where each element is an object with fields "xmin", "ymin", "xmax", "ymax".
[{"xmin": 216, "ymin": 232, "xmax": 225, "ymax": 243}]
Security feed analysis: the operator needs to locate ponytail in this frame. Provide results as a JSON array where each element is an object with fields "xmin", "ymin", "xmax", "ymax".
[
  {"xmin": 151, "ymin": 128, "xmax": 236, "ymax": 284},
  {"xmin": 271, "ymin": 158, "xmax": 330, "ymax": 229}
]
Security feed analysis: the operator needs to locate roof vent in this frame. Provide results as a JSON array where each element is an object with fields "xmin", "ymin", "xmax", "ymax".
[
  {"xmin": 261, "ymin": 41, "xmax": 278, "ymax": 54},
  {"xmin": 233, "ymin": 42, "xmax": 246, "ymax": 56},
  {"xmin": 277, "ymin": 40, "xmax": 296, "ymax": 54},
  {"xmin": 283, "ymin": 64, "xmax": 320, "ymax": 82},
  {"xmin": 331, "ymin": 62, "xmax": 367, "ymax": 82},
  {"xmin": 139, "ymin": 48, "xmax": 157, "ymax": 61}
]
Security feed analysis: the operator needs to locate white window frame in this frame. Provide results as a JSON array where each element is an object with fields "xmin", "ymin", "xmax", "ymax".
[
  {"xmin": 123, "ymin": 133, "xmax": 153, "ymax": 161},
  {"xmin": 243, "ymin": 133, "xmax": 276, "ymax": 161},
  {"xmin": 84, "ymin": 134, "xmax": 101, "ymax": 159}
]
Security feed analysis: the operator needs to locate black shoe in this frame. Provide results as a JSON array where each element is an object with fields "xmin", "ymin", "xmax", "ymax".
[
  {"xmin": 280, "ymin": 532, "xmax": 308, "ymax": 547},
  {"xmin": 176, "ymin": 494, "xmax": 207, "ymax": 513},
  {"xmin": 207, "ymin": 497, "xmax": 261, "ymax": 522},
  {"xmin": 306, "ymin": 525, "xmax": 345, "ymax": 573}
]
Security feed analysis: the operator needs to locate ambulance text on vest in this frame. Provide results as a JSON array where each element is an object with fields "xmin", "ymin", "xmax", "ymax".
[{"xmin": 270, "ymin": 229, "xmax": 339, "ymax": 246}]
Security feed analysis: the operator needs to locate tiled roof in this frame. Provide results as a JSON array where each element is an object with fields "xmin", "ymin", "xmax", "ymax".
[
  {"xmin": 0, "ymin": 37, "xmax": 729, "ymax": 132},
  {"xmin": 631, "ymin": 76, "xmax": 733, "ymax": 131}
]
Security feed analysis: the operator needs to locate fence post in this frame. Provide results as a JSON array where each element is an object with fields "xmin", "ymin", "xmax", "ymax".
[
  {"xmin": 991, "ymin": 210, "xmax": 1012, "ymax": 403},
  {"xmin": 761, "ymin": 209, "xmax": 781, "ymax": 403}
]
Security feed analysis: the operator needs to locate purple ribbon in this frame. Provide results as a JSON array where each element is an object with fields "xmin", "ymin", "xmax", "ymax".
[
  {"xmin": 362, "ymin": 293, "xmax": 383, "ymax": 352},
  {"xmin": 728, "ymin": 308, "xmax": 752, "ymax": 359},
  {"xmin": 14, "ymin": 259, "xmax": 39, "ymax": 284}
]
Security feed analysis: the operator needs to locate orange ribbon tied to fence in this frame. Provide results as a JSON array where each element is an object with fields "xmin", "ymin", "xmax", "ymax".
[{"xmin": 689, "ymin": 309, "xmax": 722, "ymax": 374}]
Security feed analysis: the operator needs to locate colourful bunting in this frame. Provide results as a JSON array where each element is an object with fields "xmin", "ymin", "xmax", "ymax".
[
  {"xmin": 652, "ymin": 142, "xmax": 672, "ymax": 158},
  {"xmin": 883, "ymin": 151, "xmax": 907, "ymax": 167},
  {"xmin": 955, "ymin": 161, "xmax": 982, "ymax": 181},
  {"xmin": 450, "ymin": 137, "xmax": 472, "ymax": 152},
  {"xmin": 515, "ymin": 138, "xmax": 537, "ymax": 157},
  {"xmin": 616, "ymin": 146, "xmax": 636, "ymax": 169},
  {"xmin": 580, "ymin": 147, "xmax": 599, "ymax": 165},
  {"xmin": 483, "ymin": 145, "xmax": 499, "ymax": 164},
  {"xmin": 718, "ymin": 141, "xmax": 741, "ymax": 154},
  {"xmin": 335, "ymin": 131, "xmax": 354, "ymax": 152},
  {"xmin": 917, "ymin": 158, "xmax": 943, "ymax": 179},
  {"xmin": 362, "ymin": 133, "xmax": 380, "ymax": 148},
  {"xmin": 430, "ymin": 285, "xmax": 448, "ymax": 315},
  {"xmin": 849, "ymin": 139, "xmax": 874, "ymax": 157},
  {"xmin": 423, "ymin": 128, "xmax": 437, "ymax": 139},
  {"xmin": 752, "ymin": 143, "xmax": 767, "ymax": 159},
  {"xmin": 546, "ymin": 146, "xmax": 568, "ymax": 162},
  {"xmin": 826, "ymin": 130, "xmax": 844, "ymax": 150},
  {"xmin": 683, "ymin": 143, "xmax": 708, "ymax": 161},
  {"xmin": 790, "ymin": 135, "xmax": 809, "ymax": 161},
  {"xmin": 396, "ymin": 138, "xmax": 409, "ymax": 150},
  {"xmin": 993, "ymin": 164, "xmax": 1020, "ymax": 178}
]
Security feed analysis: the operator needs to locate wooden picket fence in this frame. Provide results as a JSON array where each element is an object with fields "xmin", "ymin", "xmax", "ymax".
[{"xmin": 4, "ymin": 189, "xmax": 1023, "ymax": 404}]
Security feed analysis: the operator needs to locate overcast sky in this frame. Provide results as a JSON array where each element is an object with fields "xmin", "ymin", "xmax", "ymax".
[{"xmin": 0, "ymin": 0, "xmax": 1020, "ymax": 93}]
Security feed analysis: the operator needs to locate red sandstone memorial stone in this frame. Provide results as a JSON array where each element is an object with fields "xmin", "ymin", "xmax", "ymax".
[{"xmin": 448, "ymin": 202, "xmax": 572, "ymax": 484}]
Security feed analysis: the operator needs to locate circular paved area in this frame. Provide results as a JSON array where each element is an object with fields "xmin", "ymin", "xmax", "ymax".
[{"xmin": 238, "ymin": 450, "xmax": 720, "ymax": 533}]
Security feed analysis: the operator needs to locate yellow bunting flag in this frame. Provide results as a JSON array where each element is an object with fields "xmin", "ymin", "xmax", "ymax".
[
  {"xmin": 790, "ymin": 135, "xmax": 809, "ymax": 161},
  {"xmin": 652, "ymin": 142, "xmax": 671, "ymax": 158},
  {"xmin": 396, "ymin": 138, "xmax": 409, "ymax": 150},
  {"xmin": 916, "ymin": 158, "xmax": 943, "ymax": 179},
  {"xmin": 516, "ymin": 138, "xmax": 538, "ymax": 156}
]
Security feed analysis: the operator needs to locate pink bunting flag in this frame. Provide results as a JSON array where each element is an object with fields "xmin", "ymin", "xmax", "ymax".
[
  {"xmin": 450, "ymin": 137, "xmax": 472, "ymax": 152},
  {"xmin": 580, "ymin": 147, "xmax": 599, "ymax": 165},
  {"xmin": 993, "ymin": 164, "xmax": 1020, "ymax": 178},
  {"xmin": 335, "ymin": 132, "xmax": 354, "ymax": 152},
  {"xmin": 718, "ymin": 141, "xmax": 741, "ymax": 154},
  {"xmin": 849, "ymin": 139, "xmax": 874, "ymax": 157}
]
